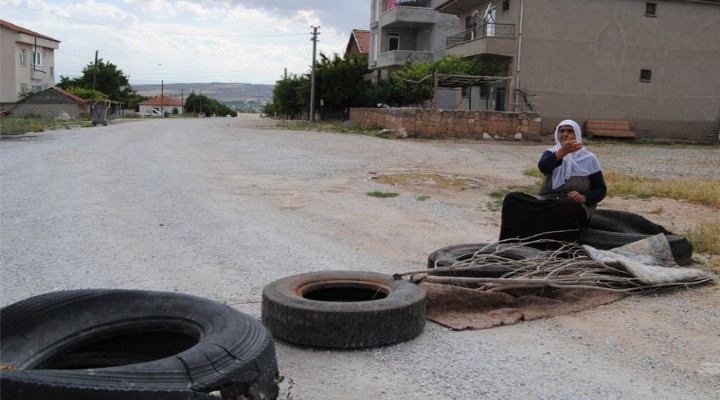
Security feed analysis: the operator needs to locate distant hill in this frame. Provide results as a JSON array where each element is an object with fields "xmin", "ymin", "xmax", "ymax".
[{"xmin": 132, "ymin": 82, "xmax": 273, "ymax": 106}]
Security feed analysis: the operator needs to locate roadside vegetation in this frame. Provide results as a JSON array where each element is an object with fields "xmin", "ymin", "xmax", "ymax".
[
  {"xmin": 0, "ymin": 115, "xmax": 90, "ymax": 135},
  {"xmin": 266, "ymin": 53, "xmax": 505, "ymax": 121},
  {"xmin": 521, "ymin": 168, "xmax": 719, "ymax": 208}
]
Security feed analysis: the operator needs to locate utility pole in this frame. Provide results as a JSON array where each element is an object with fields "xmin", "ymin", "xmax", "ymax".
[
  {"xmin": 92, "ymin": 50, "xmax": 98, "ymax": 91},
  {"xmin": 310, "ymin": 26, "xmax": 320, "ymax": 122},
  {"xmin": 161, "ymin": 79, "xmax": 164, "ymax": 116}
]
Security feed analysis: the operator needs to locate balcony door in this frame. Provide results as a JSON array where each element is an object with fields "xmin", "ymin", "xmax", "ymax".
[{"xmin": 388, "ymin": 33, "xmax": 400, "ymax": 51}]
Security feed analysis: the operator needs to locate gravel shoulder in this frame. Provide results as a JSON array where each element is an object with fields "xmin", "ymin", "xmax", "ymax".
[{"xmin": 1, "ymin": 117, "xmax": 718, "ymax": 399}]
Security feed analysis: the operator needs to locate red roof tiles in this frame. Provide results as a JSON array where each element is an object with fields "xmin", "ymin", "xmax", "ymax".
[{"xmin": 0, "ymin": 19, "xmax": 60, "ymax": 43}]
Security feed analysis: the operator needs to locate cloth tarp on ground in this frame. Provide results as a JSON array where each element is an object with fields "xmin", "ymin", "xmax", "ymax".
[{"xmin": 425, "ymin": 234, "xmax": 713, "ymax": 330}]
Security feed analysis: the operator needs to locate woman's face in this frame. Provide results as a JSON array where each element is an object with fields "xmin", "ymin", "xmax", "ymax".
[{"xmin": 557, "ymin": 125, "xmax": 575, "ymax": 144}]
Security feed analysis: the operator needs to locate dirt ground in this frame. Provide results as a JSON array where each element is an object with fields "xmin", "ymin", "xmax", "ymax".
[{"xmin": 2, "ymin": 117, "xmax": 718, "ymax": 399}]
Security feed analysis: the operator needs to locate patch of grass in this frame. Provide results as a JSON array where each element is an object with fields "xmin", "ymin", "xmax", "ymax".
[
  {"xmin": 0, "ymin": 115, "xmax": 58, "ymax": 135},
  {"xmin": 684, "ymin": 223, "xmax": 720, "ymax": 255},
  {"xmin": 367, "ymin": 191, "xmax": 399, "ymax": 198},
  {"xmin": 416, "ymin": 195, "xmax": 431, "ymax": 201},
  {"xmin": 523, "ymin": 168, "xmax": 543, "ymax": 179},
  {"xmin": 521, "ymin": 167, "xmax": 720, "ymax": 208},
  {"xmin": 486, "ymin": 185, "xmax": 538, "ymax": 212},
  {"xmin": 604, "ymin": 171, "xmax": 720, "ymax": 208}
]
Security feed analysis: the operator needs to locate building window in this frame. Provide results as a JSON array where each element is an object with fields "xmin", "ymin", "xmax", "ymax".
[
  {"xmin": 388, "ymin": 33, "xmax": 400, "ymax": 51},
  {"xmin": 33, "ymin": 48, "xmax": 43, "ymax": 66},
  {"xmin": 32, "ymin": 79, "xmax": 43, "ymax": 92},
  {"xmin": 645, "ymin": 3, "xmax": 657, "ymax": 16},
  {"xmin": 640, "ymin": 69, "xmax": 652, "ymax": 82},
  {"xmin": 461, "ymin": 87, "xmax": 469, "ymax": 98},
  {"xmin": 502, "ymin": 0, "xmax": 510, "ymax": 11},
  {"xmin": 19, "ymin": 49, "xmax": 26, "ymax": 65}
]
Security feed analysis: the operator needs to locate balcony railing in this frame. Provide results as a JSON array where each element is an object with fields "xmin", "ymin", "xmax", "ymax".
[
  {"xmin": 397, "ymin": 0, "xmax": 432, "ymax": 7},
  {"xmin": 386, "ymin": 0, "xmax": 432, "ymax": 10},
  {"xmin": 446, "ymin": 23, "xmax": 515, "ymax": 47}
]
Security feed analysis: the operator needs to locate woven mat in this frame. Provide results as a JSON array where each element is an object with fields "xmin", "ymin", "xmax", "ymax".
[{"xmin": 422, "ymin": 282, "xmax": 626, "ymax": 330}]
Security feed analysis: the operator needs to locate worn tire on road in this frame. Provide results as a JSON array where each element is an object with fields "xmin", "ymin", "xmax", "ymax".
[
  {"xmin": 262, "ymin": 271, "xmax": 426, "ymax": 349},
  {"xmin": 0, "ymin": 289, "xmax": 279, "ymax": 400}
]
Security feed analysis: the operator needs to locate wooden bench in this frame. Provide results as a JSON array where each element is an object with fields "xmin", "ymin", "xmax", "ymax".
[{"xmin": 584, "ymin": 119, "xmax": 636, "ymax": 138}]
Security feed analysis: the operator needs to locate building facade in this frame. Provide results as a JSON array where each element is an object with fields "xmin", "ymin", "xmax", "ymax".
[
  {"xmin": 369, "ymin": 0, "xmax": 461, "ymax": 79},
  {"xmin": 13, "ymin": 87, "xmax": 90, "ymax": 119},
  {"xmin": 435, "ymin": 0, "xmax": 720, "ymax": 140},
  {"xmin": 345, "ymin": 29, "xmax": 370, "ymax": 59},
  {"xmin": 0, "ymin": 19, "xmax": 60, "ymax": 109},
  {"xmin": 138, "ymin": 95, "xmax": 185, "ymax": 117}
]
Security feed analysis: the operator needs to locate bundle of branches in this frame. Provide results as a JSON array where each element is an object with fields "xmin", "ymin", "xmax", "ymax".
[{"xmin": 396, "ymin": 238, "xmax": 713, "ymax": 293}]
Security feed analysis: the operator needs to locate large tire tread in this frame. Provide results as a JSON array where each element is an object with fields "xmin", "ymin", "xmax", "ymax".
[
  {"xmin": 262, "ymin": 271, "xmax": 426, "ymax": 349},
  {"xmin": 1, "ymin": 289, "xmax": 279, "ymax": 400}
]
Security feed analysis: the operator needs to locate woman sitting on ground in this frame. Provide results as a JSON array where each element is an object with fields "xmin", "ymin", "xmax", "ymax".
[{"xmin": 499, "ymin": 119, "xmax": 607, "ymax": 245}]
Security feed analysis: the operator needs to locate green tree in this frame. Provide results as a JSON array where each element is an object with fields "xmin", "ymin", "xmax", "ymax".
[
  {"xmin": 271, "ymin": 53, "xmax": 373, "ymax": 120},
  {"xmin": 64, "ymin": 86, "xmax": 108, "ymax": 100},
  {"xmin": 314, "ymin": 53, "xmax": 373, "ymax": 119},
  {"xmin": 57, "ymin": 59, "xmax": 143, "ymax": 108},
  {"xmin": 185, "ymin": 92, "xmax": 237, "ymax": 117},
  {"xmin": 271, "ymin": 73, "xmax": 306, "ymax": 119},
  {"xmin": 369, "ymin": 55, "xmax": 511, "ymax": 107}
]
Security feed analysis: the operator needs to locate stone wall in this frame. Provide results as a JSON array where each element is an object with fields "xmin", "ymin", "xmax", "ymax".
[{"xmin": 349, "ymin": 108, "xmax": 542, "ymax": 140}]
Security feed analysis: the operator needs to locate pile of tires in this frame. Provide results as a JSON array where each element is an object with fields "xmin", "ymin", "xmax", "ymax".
[
  {"xmin": 262, "ymin": 271, "xmax": 426, "ymax": 349},
  {"xmin": 1, "ymin": 289, "xmax": 279, "ymax": 400},
  {"xmin": 426, "ymin": 209, "xmax": 693, "ymax": 276}
]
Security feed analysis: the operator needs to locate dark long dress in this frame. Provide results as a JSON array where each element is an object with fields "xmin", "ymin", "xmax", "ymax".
[{"xmin": 499, "ymin": 151, "xmax": 607, "ymax": 247}]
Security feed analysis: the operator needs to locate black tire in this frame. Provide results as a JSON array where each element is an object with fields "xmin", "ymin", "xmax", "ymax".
[
  {"xmin": 588, "ymin": 209, "xmax": 673, "ymax": 234},
  {"xmin": 579, "ymin": 228, "xmax": 693, "ymax": 266},
  {"xmin": 1, "ymin": 289, "xmax": 279, "ymax": 400},
  {"xmin": 262, "ymin": 271, "xmax": 426, "ymax": 349},
  {"xmin": 427, "ymin": 243, "xmax": 542, "ymax": 277},
  {"xmin": 583, "ymin": 209, "xmax": 693, "ymax": 265}
]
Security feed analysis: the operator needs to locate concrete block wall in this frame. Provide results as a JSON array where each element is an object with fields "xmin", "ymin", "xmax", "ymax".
[
  {"xmin": 14, "ymin": 103, "xmax": 88, "ymax": 119},
  {"xmin": 350, "ymin": 108, "xmax": 542, "ymax": 140}
]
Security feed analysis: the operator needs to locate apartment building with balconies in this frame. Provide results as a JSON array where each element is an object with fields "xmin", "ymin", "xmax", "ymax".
[
  {"xmin": 436, "ymin": 0, "xmax": 720, "ymax": 141},
  {"xmin": 369, "ymin": 0, "xmax": 460, "ymax": 80},
  {"xmin": 0, "ymin": 19, "xmax": 60, "ymax": 110}
]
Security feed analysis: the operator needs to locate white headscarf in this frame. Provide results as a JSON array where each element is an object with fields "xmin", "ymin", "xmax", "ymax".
[{"xmin": 547, "ymin": 119, "xmax": 601, "ymax": 190}]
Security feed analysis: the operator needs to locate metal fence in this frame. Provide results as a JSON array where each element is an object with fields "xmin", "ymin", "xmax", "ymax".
[{"xmin": 446, "ymin": 23, "xmax": 516, "ymax": 47}]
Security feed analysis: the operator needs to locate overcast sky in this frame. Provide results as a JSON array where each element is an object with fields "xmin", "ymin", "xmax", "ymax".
[{"xmin": 3, "ymin": 0, "xmax": 371, "ymax": 85}]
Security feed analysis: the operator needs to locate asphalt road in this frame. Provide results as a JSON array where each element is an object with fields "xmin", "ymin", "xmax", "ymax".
[{"xmin": 1, "ymin": 118, "xmax": 718, "ymax": 399}]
